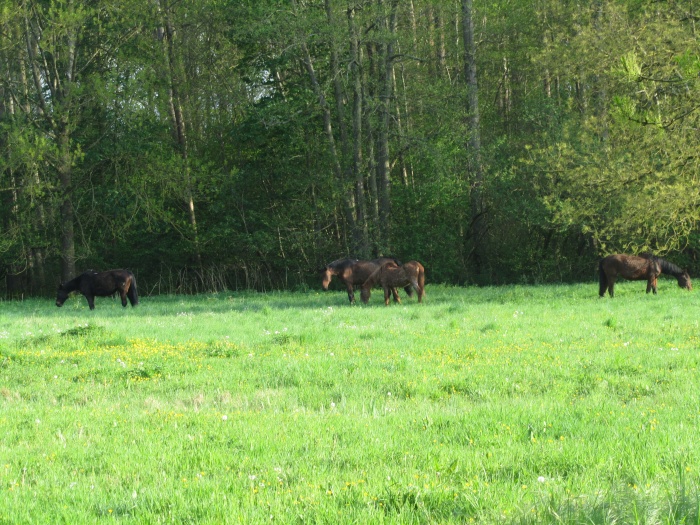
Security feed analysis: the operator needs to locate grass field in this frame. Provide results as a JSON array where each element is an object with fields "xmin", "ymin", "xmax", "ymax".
[{"xmin": 1, "ymin": 280, "xmax": 699, "ymax": 524}]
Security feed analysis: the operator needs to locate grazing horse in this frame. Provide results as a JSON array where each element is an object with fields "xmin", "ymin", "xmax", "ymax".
[
  {"xmin": 361, "ymin": 260, "xmax": 425, "ymax": 305},
  {"xmin": 56, "ymin": 269, "xmax": 139, "ymax": 310},
  {"xmin": 319, "ymin": 257, "xmax": 411, "ymax": 304},
  {"xmin": 598, "ymin": 254, "xmax": 691, "ymax": 298}
]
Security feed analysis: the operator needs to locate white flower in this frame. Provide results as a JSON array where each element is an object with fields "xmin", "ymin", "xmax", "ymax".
[
  {"xmin": 537, "ymin": 476, "xmax": 546, "ymax": 483},
  {"xmin": 222, "ymin": 415, "xmax": 228, "ymax": 421}
]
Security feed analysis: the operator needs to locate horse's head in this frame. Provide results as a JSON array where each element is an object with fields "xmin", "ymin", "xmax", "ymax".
[
  {"xmin": 360, "ymin": 286, "xmax": 371, "ymax": 304},
  {"xmin": 319, "ymin": 266, "xmax": 333, "ymax": 291},
  {"xmin": 55, "ymin": 283, "xmax": 69, "ymax": 307},
  {"xmin": 678, "ymin": 270, "xmax": 692, "ymax": 291}
]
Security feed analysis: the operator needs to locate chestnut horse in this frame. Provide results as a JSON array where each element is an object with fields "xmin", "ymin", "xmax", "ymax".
[
  {"xmin": 320, "ymin": 257, "xmax": 412, "ymax": 304},
  {"xmin": 599, "ymin": 254, "xmax": 691, "ymax": 298},
  {"xmin": 361, "ymin": 260, "xmax": 425, "ymax": 305},
  {"xmin": 56, "ymin": 269, "xmax": 139, "ymax": 310}
]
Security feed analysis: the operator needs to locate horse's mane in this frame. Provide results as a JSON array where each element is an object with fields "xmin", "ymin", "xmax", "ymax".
[
  {"xmin": 376, "ymin": 256, "xmax": 402, "ymax": 266},
  {"xmin": 637, "ymin": 253, "xmax": 685, "ymax": 277},
  {"xmin": 656, "ymin": 258, "xmax": 685, "ymax": 277},
  {"xmin": 327, "ymin": 258, "xmax": 358, "ymax": 270}
]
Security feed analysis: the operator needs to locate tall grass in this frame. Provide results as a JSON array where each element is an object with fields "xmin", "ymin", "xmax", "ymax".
[{"xmin": 0, "ymin": 281, "xmax": 699, "ymax": 523}]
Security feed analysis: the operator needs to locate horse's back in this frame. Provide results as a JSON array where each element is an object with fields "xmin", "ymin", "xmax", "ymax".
[
  {"xmin": 403, "ymin": 260, "xmax": 424, "ymax": 274},
  {"xmin": 328, "ymin": 258, "xmax": 358, "ymax": 272},
  {"xmin": 351, "ymin": 260, "xmax": 384, "ymax": 284},
  {"xmin": 85, "ymin": 270, "xmax": 135, "ymax": 296},
  {"xmin": 601, "ymin": 254, "xmax": 656, "ymax": 280}
]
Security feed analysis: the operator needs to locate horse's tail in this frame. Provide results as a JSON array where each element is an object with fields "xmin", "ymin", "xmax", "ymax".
[
  {"xmin": 404, "ymin": 261, "xmax": 425, "ymax": 302},
  {"xmin": 598, "ymin": 259, "xmax": 607, "ymax": 297},
  {"xmin": 127, "ymin": 272, "xmax": 139, "ymax": 306},
  {"xmin": 415, "ymin": 263, "xmax": 426, "ymax": 302}
]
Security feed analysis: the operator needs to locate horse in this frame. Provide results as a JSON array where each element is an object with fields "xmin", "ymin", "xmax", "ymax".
[
  {"xmin": 360, "ymin": 260, "xmax": 425, "ymax": 305},
  {"xmin": 598, "ymin": 253, "xmax": 692, "ymax": 298},
  {"xmin": 319, "ymin": 257, "xmax": 412, "ymax": 304},
  {"xmin": 56, "ymin": 269, "xmax": 139, "ymax": 310}
]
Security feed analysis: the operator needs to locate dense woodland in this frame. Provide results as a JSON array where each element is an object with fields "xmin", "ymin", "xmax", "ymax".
[{"xmin": 0, "ymin": 0, "xmax": 698, "ymax": 296}]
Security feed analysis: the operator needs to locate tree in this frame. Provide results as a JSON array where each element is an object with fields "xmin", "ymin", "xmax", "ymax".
[
  {"xmin": 529, "ymin": 1, "xmax": 700, "ymax": 256},
  {"xmin": 461, "ymin": 0, "xmax": 485, "ymax": 274}
]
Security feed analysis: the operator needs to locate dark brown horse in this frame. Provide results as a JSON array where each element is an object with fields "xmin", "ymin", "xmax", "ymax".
[
  {"xmin": 361, "ymin": 260, "xmax": 425, "ymax": 305},
  {"xmin": 599, "ymin": 254, "xmax": 691, "ymax": 298},
  {"xmin": 56, "ymin": 270, "xmax": 139, "ymax": 310},
  {"xmin": 320, "ymin": 257, "xmax": 411, "ymax": 304}
]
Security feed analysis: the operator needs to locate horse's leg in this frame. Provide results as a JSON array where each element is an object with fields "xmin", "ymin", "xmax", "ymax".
[
  {"xmin": 410, "ymin": 279, "xmax": 423, "ymax": 303},
  {"xmin": 598, "ymin": 263, "xmax": 608, "ymax": 297},
  {"xmin": 346, "ymin": 284, "xmax": 355, "ymax": 304},
  {"xmin": 384, "ymin": 285, "xmax": 391, "ymax": 306},
  {"xmin": 608, "ymin": 277, "xmax": 616, "ymax": 298},
  {"xmin": 391, "ymin": 287, "xmax": 401, "ymax": 304},
  {"xmin": 126, "ymin": 280, "xmax": 139, "ymax": 306},
  {"xmin": 652, "ymin": 275, "xmax": 658, "ymax": 294},
  {"xmin": 120, "ymin": 289, "xmax": 128, "ymax": 307},
  {"xmin": 86, "ymin": 295, "xmax": 96, "ymax": 310},
  {"xmin": 360, "ymin": 285, "xmax": 371, "ymax": 304}
]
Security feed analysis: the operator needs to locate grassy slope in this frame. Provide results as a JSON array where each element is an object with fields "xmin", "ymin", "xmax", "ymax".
[{"xmin": 0, "ymin": 281, "xmax": 698, "ymax": 524}]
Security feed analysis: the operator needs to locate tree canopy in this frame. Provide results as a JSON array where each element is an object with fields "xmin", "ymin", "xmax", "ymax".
[{"xmin": 1, "ymin": 0, "xmax": 698, "ymax": 294}]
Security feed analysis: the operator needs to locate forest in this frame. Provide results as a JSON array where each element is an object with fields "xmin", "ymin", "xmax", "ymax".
[{"xmin": 0, "ymin": 0, "xmax": 698, "ymax": 296}]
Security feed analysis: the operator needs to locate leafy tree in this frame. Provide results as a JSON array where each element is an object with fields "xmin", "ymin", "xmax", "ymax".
[{"xmin": 528, "ymin": 1, "xmax": 700, "ymax": 257}]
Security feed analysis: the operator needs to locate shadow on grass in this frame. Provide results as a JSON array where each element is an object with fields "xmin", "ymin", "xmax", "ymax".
[{"xmin": 514, "ymin": 480, "xmax": 699, "ymax": 525}]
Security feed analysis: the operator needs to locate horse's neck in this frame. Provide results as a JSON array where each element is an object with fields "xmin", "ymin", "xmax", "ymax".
[
  {"xmin": 657, "ymin": 258, "xmax": 682, "ymax": 277},
  {"xmin": 63, "ymin": 276, "xmax": 82, "ymax": 292},
  {"xmin": 330, "ymin": 258, "xmax": 355, "ymax": 270},
  {"xmin": 363, "ymin": 266, "xmax": 382, "ymax": 287}
]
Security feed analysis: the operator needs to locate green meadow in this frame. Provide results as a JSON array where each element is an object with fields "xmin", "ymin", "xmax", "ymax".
[{"xmin": 1, "ymin": 281, "xmax": 699, "ymax": 524}]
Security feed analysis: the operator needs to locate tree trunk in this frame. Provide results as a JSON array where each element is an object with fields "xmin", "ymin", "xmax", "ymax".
[
  {"xmin": 326, "ymin": 0, "xmax": 364, "ymax": 254},
  {"xmin": 156, "ymin": 0, "xmax": 202, "ymax": 268},
  {"xmin": 462, "ymin": 0, "xmax": 486, "ymax": 276},
  {"xmin": 300, "ymin": 41, "xmax": 357, "ymax": 250},
  {"xmin": 364, "ymin": 42, "xmax": 380, "ymax": 255},
  {"xmin": 376, "ymin": 0, "xmax": 399, "ymax": 254},
  {"xmin": 23, "ymin": 2, "xmax": 78, "ymax": 281},
  {"xmin": 348, "ymin": 3, "xmax": 369, "ymax": 256},
  {"xmin": 57, "ymin": 123, "xmax": 76, "ymax": 281}
]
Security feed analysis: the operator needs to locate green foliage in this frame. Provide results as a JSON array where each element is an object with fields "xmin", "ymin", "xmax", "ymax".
[
  {"xmin": 1, "ymin": 0, "xmax": 699, "ymax": 293},
  {"xmin": 525, "ymin": 0, "xmax": 700, "ymax": 256}
]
